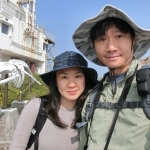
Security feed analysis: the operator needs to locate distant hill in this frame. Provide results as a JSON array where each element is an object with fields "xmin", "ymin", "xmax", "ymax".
[{"xmin": 138, "ymin": 56, "xmax": 150, "ymax": 65}]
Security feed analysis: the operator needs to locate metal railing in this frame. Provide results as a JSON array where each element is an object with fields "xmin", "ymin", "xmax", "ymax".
[
  {"xmin": 0, "ymin": 0, "xmax": 26, "ymax": 22},
  {"xmin": 34, "ymin": 23, "xmax": 55, "ymax": 42}
]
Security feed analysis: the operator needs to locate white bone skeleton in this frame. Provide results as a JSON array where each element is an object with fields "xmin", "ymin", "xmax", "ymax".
[{"xmin": 0, "ymin": 59, "xmax": 41, "ymax": 88}]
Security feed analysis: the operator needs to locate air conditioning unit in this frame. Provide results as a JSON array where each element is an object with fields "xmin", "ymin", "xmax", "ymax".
[{"xmin": 25, "ymin": 28, "xmax": 31, "ymax": 34}]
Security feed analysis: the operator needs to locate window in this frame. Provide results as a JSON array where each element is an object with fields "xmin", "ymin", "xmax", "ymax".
[
  {"xmin": 29, "ymin": 4, "xmax": 33, "ymax": 12},
  {"xmin": 43, "ymin": 43, "xmax": 48, "ymax": 51},
  {"xmin": 1, "ymin": 23, "xmax": 9, "ymax": 35}
]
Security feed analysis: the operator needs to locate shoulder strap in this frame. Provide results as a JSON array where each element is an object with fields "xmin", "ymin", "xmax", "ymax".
[
  {"xmin": 136, "ymin": 64, "xmax": 150, "ymax": 119},
  {"xmin": 26, "ymin": 98, "xmax": 47, "ymax": 150},
  {"xmin": 104, "ymin": 64, "xmax": 138, "ymax": 150},
  {"xmin": 76, "ymin": 73, "xmax": 108, "ymax": 129},
  {"xmin": 75, "ymin": 84, "xmax": 99, "ymax": 128},
  {"xmin": 84, "ymin": 65, "xmax": 138, "ymax": 150},
  {"xmin": 80, "ymin": 73, "xmax": 108, "ymax": 150}
]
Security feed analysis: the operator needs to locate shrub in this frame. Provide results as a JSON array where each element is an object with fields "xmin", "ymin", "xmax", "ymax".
[{"xmin": 0, "ymin": 74, "xmax": 49, "ymax": 108}]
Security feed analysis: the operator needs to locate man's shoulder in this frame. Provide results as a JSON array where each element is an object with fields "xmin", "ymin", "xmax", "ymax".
[{"xmin": 89, "ymin": 81, "xmax": 100, "ymax": 95}]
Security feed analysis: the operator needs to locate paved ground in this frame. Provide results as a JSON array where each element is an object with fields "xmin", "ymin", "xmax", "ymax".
[{"xmin": 0, "ymin": 142, "xmax": 10, "ymax": 150}]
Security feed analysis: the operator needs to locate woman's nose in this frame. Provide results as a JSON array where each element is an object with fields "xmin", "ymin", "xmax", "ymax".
[{"xmin": 68, "ymin": 79, "xmax": 76, "ymax": 87}]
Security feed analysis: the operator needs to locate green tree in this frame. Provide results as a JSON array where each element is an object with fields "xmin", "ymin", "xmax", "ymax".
[{"xmin": 0, "ymin": 74, "xmax": 49, "ymax": 108}]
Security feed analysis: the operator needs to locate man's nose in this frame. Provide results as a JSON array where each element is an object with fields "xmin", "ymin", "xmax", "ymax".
[{"xmin": 106, "ymin": 39, "xmax": 117, "ymax": 51}]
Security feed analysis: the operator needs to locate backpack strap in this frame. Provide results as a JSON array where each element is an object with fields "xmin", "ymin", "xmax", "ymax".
[
  {"xmin": 77, "ymin": 73, "xmax": 109, "ymax": 150},
  {"xmin": 34, "ymin": 137, "xmax": 39, "ymax": 150},
  {"xmin": 76, "ymin": 73, "xmax": 108, "ymax": 129},
  {"xmin": 83, "ymin": 65, "xmax": 138, "ymax": 150},
  {"xmin": 26, "ymin": 98, "xmax": 47, "ymax": 150},
  {"xmin": 136, "ymin": 64, "xmax": 150, "ymax": 119},
  {"xmin": 94, "ymin": 100, "xmax": 150, "ymax": 108},
  {"xmin": 104, "ymin": 64, "xmax": 138, "ymax": 150},
  {"xmin": 76, "ymin": 82, "xmax": 101, "ymax": 128}
]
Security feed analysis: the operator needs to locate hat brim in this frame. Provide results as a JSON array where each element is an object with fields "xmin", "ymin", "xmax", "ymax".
[
  {"xmin": 72, "ymin": 5, "xmax": 150, "ymax": 66},
  {"xmin": 40, "ymin": 66, "xmax": 98, "ymax": 89}
]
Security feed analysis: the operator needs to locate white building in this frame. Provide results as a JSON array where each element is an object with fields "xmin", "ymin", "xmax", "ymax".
[{"xmin": 0, "ymin": 0, "xmax": 55, "ymax": 74}]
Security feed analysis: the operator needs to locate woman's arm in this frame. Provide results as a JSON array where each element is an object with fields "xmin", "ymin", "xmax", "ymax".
[{"xmin": 9, "ymin": 98, "xmax": 41, "ymax": 150}]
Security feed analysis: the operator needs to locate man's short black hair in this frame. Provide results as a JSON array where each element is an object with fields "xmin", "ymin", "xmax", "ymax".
[{"xmin": 90, "ymin": 17, "xmax": 135, "ymax": 43}]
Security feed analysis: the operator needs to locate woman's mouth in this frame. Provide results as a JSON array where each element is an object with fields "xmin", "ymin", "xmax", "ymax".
[{"xmin": 68, "ymin": 90, "xmax": 77, "ymax": 95}]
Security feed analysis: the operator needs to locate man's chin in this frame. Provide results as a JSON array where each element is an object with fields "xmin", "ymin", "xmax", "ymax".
[
  {"xmin": 107, "ymin": 65, "xmax": 120, "ymax": 69},
  {"xmin": 106, "ymin": 64, "xmax": 119, "ymax": 69}
]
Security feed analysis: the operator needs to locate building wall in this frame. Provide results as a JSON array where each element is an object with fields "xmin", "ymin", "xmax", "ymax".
[
  {"xmin": 1, "ymin": 54, "xmax": 10, "ymax": 61},
  {"xmin": 0, "ymin": 0, "xmax": 55, "ymax": 75},
  {"xmin": 0, "ymin": 54, "xmax": 2, "ymax": 62}
]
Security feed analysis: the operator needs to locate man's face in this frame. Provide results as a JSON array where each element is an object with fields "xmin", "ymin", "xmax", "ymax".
[{"xmin": 94, "ymin": 25, "xmax": 135, "ymax": 74}]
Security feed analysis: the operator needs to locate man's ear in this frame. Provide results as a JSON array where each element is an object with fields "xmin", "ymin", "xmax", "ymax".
[{"xmin": 133, "ymin": 38, "xmax": 136, "ymax": 46}]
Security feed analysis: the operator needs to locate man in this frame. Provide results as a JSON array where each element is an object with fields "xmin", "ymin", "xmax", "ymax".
[{"xmin": 72, "ymin": 5, "xmax": 150, "ymax": 150}]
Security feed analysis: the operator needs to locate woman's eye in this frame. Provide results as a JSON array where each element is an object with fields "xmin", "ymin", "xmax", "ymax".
[
  {"xmin": 76, "ymin": 75, "xmax": 81, "ymax": 78},
  {"xmin": 62, "ymin": 76, "xmax": 67, "ymax": 79},
  {"xmin": 76, "ymin": 74, "xmax": 83, "ymax": 78}
]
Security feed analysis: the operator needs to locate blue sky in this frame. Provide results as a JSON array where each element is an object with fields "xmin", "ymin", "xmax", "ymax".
[{"xmin": 36, "ymin": 0, "xmax": 150, "ymax": 77}]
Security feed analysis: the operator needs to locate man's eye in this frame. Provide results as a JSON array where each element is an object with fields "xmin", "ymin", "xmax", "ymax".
[
  {"xmin": 96, "ymin": 36, "xmax": 106, "ymax": 42},
  {"xmin": 116, "ymin": 35, "xmax": 123, "ymax": 38},
  {"xmin": 101, "ymin": 37, "xmax": 106, "ymax": 41}
]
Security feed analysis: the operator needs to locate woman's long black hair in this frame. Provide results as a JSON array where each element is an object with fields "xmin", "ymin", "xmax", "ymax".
[{"xmin": 40, "ymin": 71, "xmax": 90, "ymax": 129}]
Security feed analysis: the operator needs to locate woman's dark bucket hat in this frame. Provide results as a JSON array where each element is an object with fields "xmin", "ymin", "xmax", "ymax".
[{"xmin": 40, "ymin": 51, "xmax": 98, "ymax": 89}]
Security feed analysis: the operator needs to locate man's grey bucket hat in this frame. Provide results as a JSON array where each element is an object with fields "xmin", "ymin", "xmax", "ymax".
[
  {"xmin": 40, "ymin": 51, "xmax": 98, "ymax": 89},
  {"xmin": 72, "ymin": 5, "xmax": 150, "ymax": 66}
]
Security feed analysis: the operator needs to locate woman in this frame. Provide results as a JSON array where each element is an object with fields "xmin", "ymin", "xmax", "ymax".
[{"xmin": 9, "ymin": 51, "xmax": 98, "ymax": 150}]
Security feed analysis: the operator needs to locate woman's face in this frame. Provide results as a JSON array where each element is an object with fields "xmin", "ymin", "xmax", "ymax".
[{"xmin": 56, "ymin": 67, "xmax": 85, "ymax": 108}]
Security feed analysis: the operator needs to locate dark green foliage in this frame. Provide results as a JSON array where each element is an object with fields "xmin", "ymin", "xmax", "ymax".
[{"xmin": 0, "ymin": 74, "xmax": 49, "ymax": 108}]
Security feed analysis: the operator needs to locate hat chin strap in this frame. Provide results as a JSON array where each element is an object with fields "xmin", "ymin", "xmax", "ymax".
[{"xmin": 109, "ymin": 68, "xmax": 117, "ymax": 97}]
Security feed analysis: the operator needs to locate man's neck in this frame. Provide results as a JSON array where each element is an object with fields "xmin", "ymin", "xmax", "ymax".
[{"xmin": 108, "ymin": 62, "xmax": 132, "ymax": 76}]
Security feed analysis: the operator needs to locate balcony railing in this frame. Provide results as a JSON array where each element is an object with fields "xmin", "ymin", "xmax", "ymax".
[
  {"xmin": 0, "ymin": 0, "xmax": 26, "ymax": 22},
  {"xmin": 34, "ymin": 23, "xmax": 55, "ymax": 43}
]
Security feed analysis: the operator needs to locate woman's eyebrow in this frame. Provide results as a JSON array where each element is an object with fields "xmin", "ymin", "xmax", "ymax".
[{"xmin": 59, "ymin": 71, "xmax": 83, "ymax": 75}]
